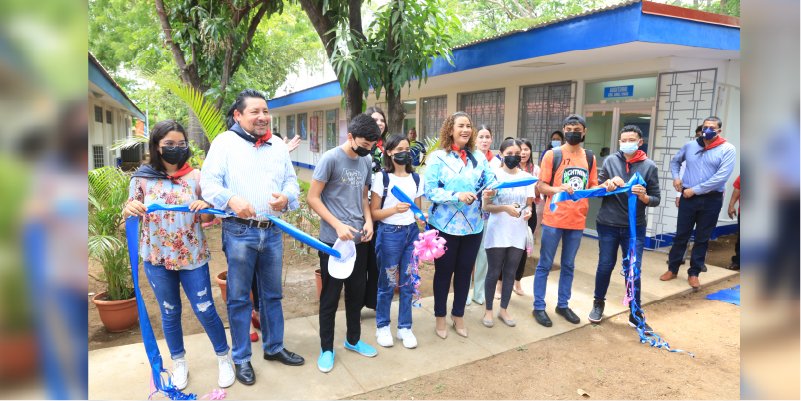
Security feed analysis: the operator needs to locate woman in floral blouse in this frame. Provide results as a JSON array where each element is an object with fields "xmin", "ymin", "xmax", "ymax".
[{"xmin": 123, "ymin": 120, "xmax": 235, "ymax": 390}]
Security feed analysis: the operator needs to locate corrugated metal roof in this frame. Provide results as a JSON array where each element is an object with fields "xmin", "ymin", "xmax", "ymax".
[{"xmin": 452, "ymin": 0, "xmax": 641, "ymax": 50}]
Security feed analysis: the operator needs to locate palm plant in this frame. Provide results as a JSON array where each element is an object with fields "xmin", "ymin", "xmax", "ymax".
[{"xmin": 88, "ymin": 167, "xmax": 134, "ymax": 301}]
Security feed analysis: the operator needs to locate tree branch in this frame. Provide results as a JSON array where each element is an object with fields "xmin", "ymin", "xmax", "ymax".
[{"xmin": 155, "ymin": 0, "xmax": 194, "ymax": 85}]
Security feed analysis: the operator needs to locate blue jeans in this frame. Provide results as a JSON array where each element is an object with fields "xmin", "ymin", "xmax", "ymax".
[
  {"xmin": 375, "ymin": 222, "xmax": 419, "ymax": 329},
  {"xmin": 221, "ymin": 220, "xmax": 285, "ymax": 363},
  {"xmin": 667, "ymin": 192, "xmax": 723, "ymax": 276},
  {"xmin": 143, "ymin": 262, "xmax": 229, "ymax": 359},
  {"xmin": 594, "ymin": 223, "xmax": 645, "ymax": 308},
  {"xmin": 532, "ymin": 224, "xmax": 584, "ymax": 310}
]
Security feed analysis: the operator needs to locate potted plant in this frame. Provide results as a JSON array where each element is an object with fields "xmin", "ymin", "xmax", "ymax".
[{"xmin": 88, "ymin": 167, "xmax": 138, "ymax": 332}]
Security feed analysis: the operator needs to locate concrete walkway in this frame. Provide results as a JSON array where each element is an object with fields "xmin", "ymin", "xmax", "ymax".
[{"xmin": 88, "ymin": 240, "xmax": 738, "ymax": 400}]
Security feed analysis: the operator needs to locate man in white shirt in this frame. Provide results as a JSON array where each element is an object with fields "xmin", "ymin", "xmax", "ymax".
[{"xmin": 201, "ymin": 89, "xmax": 303, "ymax": 385}]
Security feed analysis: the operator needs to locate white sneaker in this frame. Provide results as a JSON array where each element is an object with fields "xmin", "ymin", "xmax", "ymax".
[
  {"xmin": 172, "ymin": 357, "xmax": 188, "ymax": 390},
  {"xmin": 375, "ymin": 326, "xmax": 394, "ymax": 347},
  {"xmin": 217, "ymin": 353, "xmax": 235, "ymax": 388},
  {"xmin": 396, "ymin": 328, "xmax": 418, "ymax": 349}
]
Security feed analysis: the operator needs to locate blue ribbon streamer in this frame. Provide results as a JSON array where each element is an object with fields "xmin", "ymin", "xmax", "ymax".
[
  {"xmin": 146, "ymin": 204, "xmax": 341, "ymax": 259},
  {"xmin": 390, "ymin": 186, "xmax": 426, "ymax": 223},
  {"xmin": 488, "ymin": 176, "xmax": 539, "ymax": 190},
  {"xmin": 550, "ymin": 172, "xmax": 694, "ymax": 357}
]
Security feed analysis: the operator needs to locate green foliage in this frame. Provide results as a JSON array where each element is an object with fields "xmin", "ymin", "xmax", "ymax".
[
  {"xmin": 88, "ymin": 167, "xmax": 134, "ymax": 301},
  {"xmin": 163, "ymin": 80, "xmax": 226, "ymax": 142},
  {"xmin": 188, "ymin": 141, "xmax": 206, "ymax": 169}
]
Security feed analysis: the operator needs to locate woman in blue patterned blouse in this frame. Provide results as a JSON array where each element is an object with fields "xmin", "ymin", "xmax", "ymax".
[{"xmin": 424, "ymin": 112, "xmax": 495, "ymax": 339}]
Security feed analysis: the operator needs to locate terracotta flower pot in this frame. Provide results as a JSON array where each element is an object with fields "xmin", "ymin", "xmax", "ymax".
[
  {"xmin": 92, "ymin": 291, "xmax": 138, "ymax": 333},
  {"xmin": 215, "ymin": 271, "xmax": 228, "ymax": 303},
  {"xmin": 0, "ymin": 332, "xmax": 38, "ymax": 381}
]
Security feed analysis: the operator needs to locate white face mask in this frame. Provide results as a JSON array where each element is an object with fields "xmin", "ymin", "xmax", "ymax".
[{"xmin": 619, "ymin": 142, "xmax": 639, "ymax": 155}]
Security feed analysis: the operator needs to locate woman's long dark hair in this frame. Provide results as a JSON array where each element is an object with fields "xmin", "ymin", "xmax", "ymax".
[
  {"xmin": 148, "ymin": 120, "xmax": 190, "ymax": 171},
  {"xmin": 518, "ymin": 138, "xmax": 534, "ymax": 173},
  {"xmin": 382, "ymin": 134, "xmax": 413, "ymax": 174}
]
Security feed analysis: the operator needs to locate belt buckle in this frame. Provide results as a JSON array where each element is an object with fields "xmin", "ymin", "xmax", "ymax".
[{"xmin": 256, "ymin": 219, "xmax": 271, "ymax": 229}]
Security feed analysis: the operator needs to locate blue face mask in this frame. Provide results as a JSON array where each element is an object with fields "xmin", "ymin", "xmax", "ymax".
[
  {"xmin": 619, "ymin": 142, "xmax": 639, "ymax": 155},
  {"xmin": 551, "ymin": 140, "xmax": 562, "ymax": 148},
  {"xmin": 702, "ymin": 127, "xmax": 717, "ymax": 140}
]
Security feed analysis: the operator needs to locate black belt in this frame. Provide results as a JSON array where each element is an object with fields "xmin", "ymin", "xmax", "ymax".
[{"xmin": 228, "ymin": 216, "xmax": 274, "ymax": 229}]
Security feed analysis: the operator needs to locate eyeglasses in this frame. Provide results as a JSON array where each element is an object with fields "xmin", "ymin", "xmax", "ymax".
[{"xmin": 161, "ymin": 141, "xmax": 188, "ymax": 148}]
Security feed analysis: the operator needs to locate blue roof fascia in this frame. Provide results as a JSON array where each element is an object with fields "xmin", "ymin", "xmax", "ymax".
[
  {"xmin": 268, "ymin": 80, "xmax": 343, "ymax": 109},
  {"xmin": 88, "ymin": 61, "xmax": 146, "ymax": 120},
  {"xmin": 427, "ymin": 2, "xmax": 643, "ymax": 76},
  {"xmin": 638, "ymin": 12, "xmax": 739, "ymax": 50}
]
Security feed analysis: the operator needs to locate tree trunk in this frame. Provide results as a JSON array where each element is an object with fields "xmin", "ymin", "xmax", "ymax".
[
  {"xmin": 385, "ymin": 84, "xmax": 405, "ymax": 136},
  {"xmin": 345, "ymin": 78, "xmax": 363, "ymax": 123},
  {"xmin": 187, "ymin": 108, "xmax": 210, "ymax": 152}
]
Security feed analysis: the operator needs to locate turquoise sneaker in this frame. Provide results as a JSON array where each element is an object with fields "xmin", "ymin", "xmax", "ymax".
[
  {"xmin": 317, "ymin": 350, "xmax": 335, "ymax": 373},
  {"xmin": 343, "ymin": 340, "xmax": 378, "ymax": 357}
]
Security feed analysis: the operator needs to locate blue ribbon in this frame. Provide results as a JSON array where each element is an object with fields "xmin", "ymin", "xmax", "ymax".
[
  {"xmin": 488, "ymin": 176, "xmax": 539, "ymax": 190},
  {"xmin": 390, "ymin": 186, "xmax": 426, "ymax": 223},
  {"xmin": 550, "ymin": 172, "xmax": 694, "ymax": 357},
  {"xmin": 145, "ymin": 204, "xmax": 341, "ymax": 259},
  {"xmin": 125, "ymin": 216, "xmax": 197, "ymax": 400}
]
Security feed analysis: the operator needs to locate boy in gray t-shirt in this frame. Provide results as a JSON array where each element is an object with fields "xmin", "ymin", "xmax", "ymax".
[{"xmin": 307, "ymin": 113, "xmax": 381, "ymax": 373}]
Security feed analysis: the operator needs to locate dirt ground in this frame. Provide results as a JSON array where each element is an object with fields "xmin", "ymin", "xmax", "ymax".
[
  {"xmin": 350, "ymin": 276, "xmax": 741, "ymax": 400},
  {"xmin": 88, "ymin": 228, "xmax": 738, "ymax": 351}
]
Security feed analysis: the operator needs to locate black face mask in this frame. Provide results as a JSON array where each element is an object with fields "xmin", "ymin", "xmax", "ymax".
[
  {"xmin": 351, "ymin": 139, "xmax": 372, "ymax": 157},
  {"xmin": 565, "ymin": 131, "xmax": 583, "ymax": 145},
  {"xmin": 161, "ymin": 146, "xmax": 190, "ymax": 166},
  {"xmin": 503, "ymin": 155, "xmax": 521, "ymax": 169},
  {"xmin": 392, "ymin": 151, "xmax": 412, "ymax": 165}
]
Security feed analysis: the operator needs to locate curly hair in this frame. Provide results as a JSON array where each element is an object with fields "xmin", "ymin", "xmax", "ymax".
[{"xmin": 438, "ymin": 111, "xmax": 476, "ymax": 152}]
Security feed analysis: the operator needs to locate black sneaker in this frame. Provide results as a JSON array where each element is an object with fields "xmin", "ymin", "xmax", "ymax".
[
  {"xmin": 628, "ymin": 312, "xmax": 653, "ymax": 334},
  {"xmin": 555, "ymin": 307, "xmax": 580, "ymax": 324},
  {"xmin": 532, "ymin": 310, "xmax": 552, "ymax": 327},
  {"xmin": 588, "ymin": 299, "xmax": 604, "ymax": 323}
]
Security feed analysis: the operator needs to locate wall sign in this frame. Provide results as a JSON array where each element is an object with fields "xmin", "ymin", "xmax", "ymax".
[{"xmin": 604, "ymin": 85, "xmax": 634, "ymax": 98}]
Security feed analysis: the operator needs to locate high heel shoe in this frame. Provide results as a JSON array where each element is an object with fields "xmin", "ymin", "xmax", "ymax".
[
  {"xmin": 451, "ymin": 321, "xmax": 468, "ymax": 338},
  {"xmin": 435, "ymin": 317, "xmax": 448, "ymax": 339},
  {"xmin": 251, "ymin": 310, "xmax": 261, "ymax": 330}
]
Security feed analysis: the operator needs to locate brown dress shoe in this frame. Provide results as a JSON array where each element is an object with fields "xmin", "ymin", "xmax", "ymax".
[
  {"xmin": 659, "ymin": 271, "xmax": 677, "ymax": 281},
  {"xmin": 688, "ymin": 275, "xmax": 700, "ymax": 289}
]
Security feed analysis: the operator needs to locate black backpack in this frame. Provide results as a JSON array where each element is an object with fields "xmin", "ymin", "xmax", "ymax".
[
  {"xmin": 547, "ymin": 148, "xmax": 595, "ymax": 186},
  {"xmin": 380, "ymin": 170, "xmax": 421, "ymax": 209}
]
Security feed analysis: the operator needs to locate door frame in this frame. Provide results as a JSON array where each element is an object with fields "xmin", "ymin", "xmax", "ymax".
[{"xmin": 583, "ymin": 101, "xmax": 656, "ymax": 154}]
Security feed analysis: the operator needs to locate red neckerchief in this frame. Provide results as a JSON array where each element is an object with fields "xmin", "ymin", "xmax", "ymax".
[
  {"xmin": 703, "ymin": 135, "xmax": 727, "ymax": 150},
  {"xmin": 625, "ymin": 150, "xmax": 648, "ymax": 173},
  {"xmin": 451, "ymin": 144, "xmax": 467, "ymax": 165},
  {"xmin": 254, "ymin": 127, "xmax": 273, "ymax": 148},
  {"xmin": 376, "ymin": 138, "xmax": 384, "ymax": 153},
  {"xmin": 484, "ymin": 150, "xmax": 493, "ymax": 162},
  {"xmin": 166, "ymin": 163, "xmax": 194, "ymax": 184}
]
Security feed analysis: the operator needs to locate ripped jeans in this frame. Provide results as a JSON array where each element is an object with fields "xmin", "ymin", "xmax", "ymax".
[
  {"xmin": 375, "ymin": 222, "xmax": 419, "ymax": 329},
  {"xmin": 144, "ymin": 261, "xmax": 229, "ymax": 359}
]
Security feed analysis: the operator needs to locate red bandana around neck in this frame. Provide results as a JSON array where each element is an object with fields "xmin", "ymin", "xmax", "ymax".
[
  {"xmin": 703, "ymin": 135, "xmax": 727, "ymax": 151},
  {"xmin": 254, "ymin": 127, "xmax": 273, "ymax": 148},
  {"xmin": 625, "ymin": 150, "xmax": 648, "ymax": 173},
  {"xmin": 484, "ymin": 150, "xmax": 493, "ymax": 162},
  {"xmin": 376, "ymin": 138, "xmax": 384, "ymax": 153},
  {"xmin": 166, "ymin": 163, "xmax": 194, "ymax": 183},
  {"xmin": 451, "ymin": 144, "xmax": 467, "ymax": 165}
]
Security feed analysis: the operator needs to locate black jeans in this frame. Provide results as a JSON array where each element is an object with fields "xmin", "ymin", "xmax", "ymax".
[
  {"xmin": 363, "ymin": 236, "xmax": 378, "ymax": 310},
  {"xmin": 485, "ymin": 247, "xmax": 525, "ymax": 310},
  {"xmin": 318, "ymin": 241, "xmax": 369, "ymax": 351},
  {"xmin": 500, "ymin": 210, "xmax": 536, "ymax": 283},
  {"xmin": 668, "ymin": 192, "xmax": 723, "ymax": 276},
  {"xmin": 433, "ymin": 231, "xmax": 483, "ymax": 317}
]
